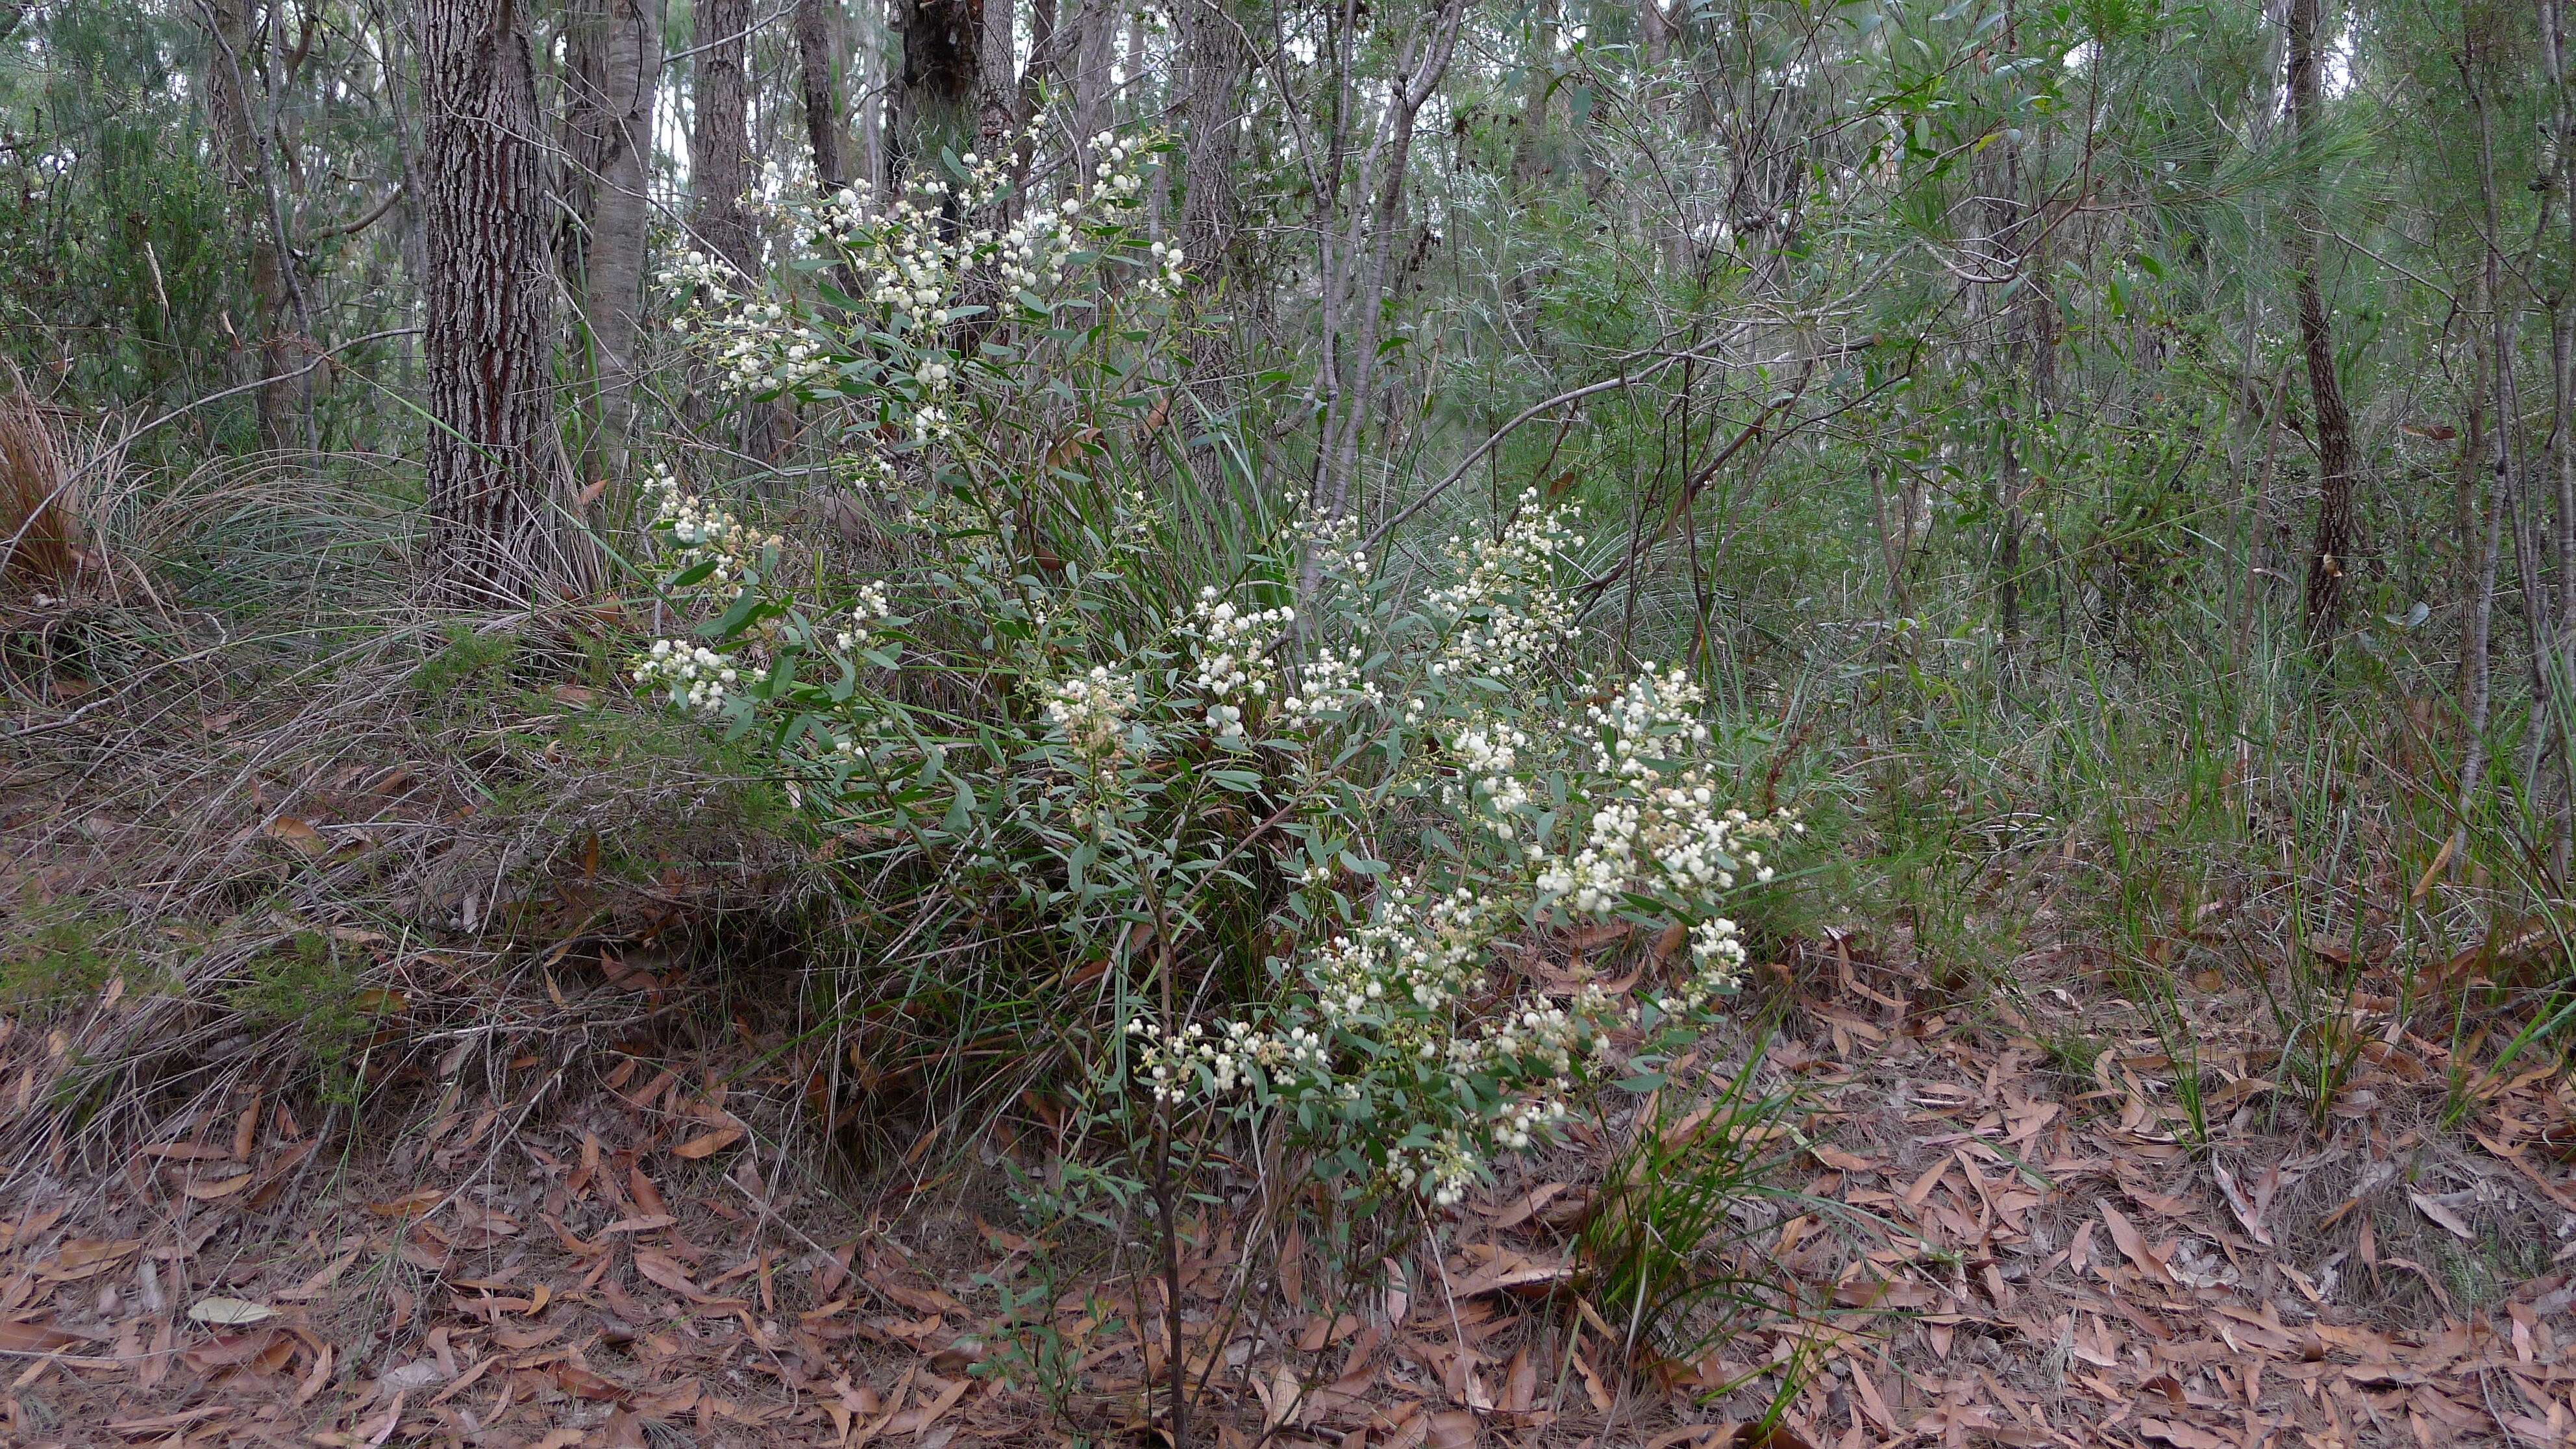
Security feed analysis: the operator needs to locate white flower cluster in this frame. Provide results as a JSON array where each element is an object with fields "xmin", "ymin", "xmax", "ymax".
[
  {"xmin": 1297, "ymin": 509, "xmax": 1372, "ymax": 575},
  {"xmin": 1144, "ymin": 238, "xmax": 1187, "ymax": 293},
  {"xmin": 995, "ymin": 131, "xmax": 1154, "ymax": 295},
  {"xmin": 1045, "ymin": 666, "xmax": 1137, "ymax": 758},
  {"xmin": 1280, "ymin": 641, "xmax": 1381, "ymax": 727},
  {"xmin": 633, "ymin": 639, "xmax": 740, "ymax": 713},
  {"xmin": 1112, "ymin": 485, "xmax": 1162, "ymax": 552},
  {"xmin": 1655, "ymin": 915, "xmax": 1752, "ymax": 1014},
  {"xmin": 1128, "ymin": 1017, "xmax": 1266, "ymax": 1104},
  {"xmin": 1390, "ymin": 1130, "xmax": 1481, "ymax": 1208},
  {"xmin": 1441, "ymin": 720, "xmax": 1535, "ymax": 837},
  {"xmin": 1304, "ymin": 884, "xmax": 1492, "ymax": 1017},
  {"xmin": 662, "ymin": 127, "xmax": 1175, "ymax": 449},
  {"xmin": 645, "ymin": 469, "xmax": 779, "ymax": 591},
  {"xmin": 660, "ymin": 253, "xmax": 841, "ymax": 396},
  {"xmin": 839, "ymin": 448, "xmax": 900, "ymax": 497},
  {"xmin": 1586, "ymin": 664, "xmax": 1711, "ymax": 775},
  {"xmin": 1422, "ymin": 490, "xmax": 1584, "ymax": 684},
  {"xmin": 836, "ymin": 580, "xmax": 894, "ymax": 653},
  {"xmin": 1128, "ymin": 867, "xmax": 1591, "ymax": 1206},
  {"xmin": 1184, "ymin": 587, "xmax": 1292, "ymax": 739},
  {"xmin": 1464, "ymin": 1002, "xmax": 1583, "ymax": 1081},
  {"xmin": 1536, "ymin": 778, "xmax": 1794, "ymax": 915},
  {"xmin": 1522, "ymin": 665, "xmax": 1800, "ymax": 1019}
]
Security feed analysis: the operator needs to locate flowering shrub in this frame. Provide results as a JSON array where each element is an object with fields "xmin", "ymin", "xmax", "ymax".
[{"xmin": 636, "ymin": 129, "xmax": 1802, "ymax": 1212}]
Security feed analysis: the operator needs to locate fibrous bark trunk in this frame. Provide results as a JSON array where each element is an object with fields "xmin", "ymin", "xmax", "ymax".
[
  {"xmin": 559, "ymin": 0, "xmax": 662, "ymax": 487},
  {"xmin": 797, "ymin": 0, "xmax": 854, "ymax": 192},
  {"xmin": 1053, "ymin": 0, "xmax": 1113, "ymax": 155},
  {"xmin": 416, "ymin": 0, "xmax": 578, "ymax": 606},
  {"xmin": 2288, "ymin": 0, "xmax": 2360, "ymax": 643},
  {"xmin": 894, "ymin": 0, "xmax": 982, "ymax": 178},
  {"xmin": 692, "ymin": 0, "xmax": 759, "ymax": 275},
  {"xmin": 1638, "ymin": 0, "xmax": 1677, "ymax": 65},
  {"xmin": 977, "ymin": 0, "xmax": 1017, "ymax": 154},
  {"xmin": 693, "ymin": 0, "xmax": 787, "ymax": 467},
  {"xmin": 205, "ymin": 0, "xmax": 301, "ymax": 451},
  {"xmin": 1177, "ymin": 0, "xmax": 1245, "ymax": 280}
]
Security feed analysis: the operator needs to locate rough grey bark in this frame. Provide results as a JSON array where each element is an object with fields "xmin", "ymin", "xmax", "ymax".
[
  {"xmin": 2288, "ymin": 0, "xmax": 2360, "ymax": 642},
  {"xmin": 855, "ymin": 0, "xmax": 889, "ymax": 190},
  {"xmin": 1064, "ymin": 0, "xmax": 1114, "ymax": 149},
  {"xmin": 691, "ymin": 0, "xmax": 787, "ymax": 471},
  {"xmin": 692, "ymin": 0, "xmax": 759, "ymax": 275},
  {"xmin": 559, "ymin": 0, "xmax": 662, "ymax": 486},
  {"xmin": 1019, "ymin": 0, "xmax": 1054, "ymax": 123},
  {"xmin": 977, "ymin": 0, "xmax": 1017, "ymax": 154},
  {"xmin": 204, "ymin": 0, "xmax": 301, "ymax": 450},
  {"xmin": 415, "ymin": 0, "xmax": 578, "ymax": 605},
  {"xmin": 894, "ymin": 0, "xmax": 982, "ymax": 177},
  {"xmin": 797, "ymin": 0, "xmax": 854, "ymax": 192}
]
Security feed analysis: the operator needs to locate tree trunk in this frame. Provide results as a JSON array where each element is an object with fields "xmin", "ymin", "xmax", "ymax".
[
  {"xmin": 205, "ymin": 0, "xmax": 300, "ymax": 451},
  {"xmin": 797, "ymin": 0, "xmax": 854, "ymax": 192},
  {"xmin": 1639, "ymin": 0, "xmax": 1676, "ymax": 66},
  {"xmin": 1177, "ymin": 0, "xmax": 1244, "ymax": 280},
  {"xmin": 2467, "ymin": 42, "xmax": 2557, "ymax": 838},
  {"xmin": 1981, "ymin": 0, "xmax": 2046, "ymax": 669},
  {"xmin": 2538, "ymin": 0, "xmax": 2576, "ymax": 874},
  {"xmin": 857, "ymin": 0, "xmax": 889, "ymax": 190},
  {"xmin": 1314, "ymin": 0, "xmax": 1469, "ymax": 526},
  {"xmin": 560, "ymin": 0, "xmax": 662, "ymax": 488},
  {"xmin": 692, "ymin": 0, "xmax": 758, "ymax": 274},
  {"xmin": 416, "ymin": 0, "xmax": 577, "ymax": 606},
  {"xmin": 693, "ymin": 0, "xmax": 786, "ymax": 467},
  {"xmin": 977, "ymin": 0, "xmax": 1017, "ymax": 154},
  {"xmin": 1065, "ymin": 0, "xmax": 1114, "ymax": 153},
  {"xmin": 1509, "ymin": 0, "xmax": 1558, "ymax": 195},
  {"xmin": 2288, "ymin": 0, "xmax": 2359, "ymax": 643},
  {"xmin": 894, "ymin": 0, "xmax": 982, "ymax": 178},
  {"xmin": 2457, "ymin": 295, "xmax": 2503, "ymax": 865}
]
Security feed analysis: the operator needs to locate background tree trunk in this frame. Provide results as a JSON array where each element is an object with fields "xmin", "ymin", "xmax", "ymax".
[
  {"xmin": 692, "ymin": 0, "xmax": 759, "ymax": 274},
  {"xmin": 1315, "ymin": 0, "xmax": 1468, "ymax": 525},
  {"xmin": 1509, "ymin": 0, "xmax": 1557, "ymax": 195},
  {"xmin": 797, "ymin": 0, "xmax": 854, "ymax": 193},
  {"xmin": 1177, "ymin": 0, "xmax": 1244, "ymax": 281},
  {"xmin": 692, "ymin": 0, "xmax": 785, "ymax": 468},
  {"xmin": 978, "ymin": 0, "xmax": 1017, "ymax": 155},
  {"xmin": 894, "ymin": 0, "xmax": 982, "ymax": 178},
  {"xmin": 416, "ymin": 0, "xmax": 576, "ymax": 606},
  {"xmin": 558, "ymin": 0, "xmax": 663, "ymax": 488},
  {"xmin": 1639, "ymin": 0, "xmax": 1676, "ymax": 66},
  {"xmin": 204, "ymin": 0, "xmax": 299, "ymax": 451},
  {"xmin": 2288, "ymin": 0, "xmax": 2360, "ymax": 642},
  {"xmin": 1065, "ymin": 0, "xmax": 1113, "ymax": 154}
]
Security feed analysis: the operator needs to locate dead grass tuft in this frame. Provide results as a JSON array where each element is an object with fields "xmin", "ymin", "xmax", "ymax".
[{"xmin": 0, "ymin": 378, "xmax": 88, "ymax": 601}]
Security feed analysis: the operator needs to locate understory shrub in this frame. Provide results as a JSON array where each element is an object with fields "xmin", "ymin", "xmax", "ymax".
[{"xmin": 639, "ymin": 126, "xmax": 1808, "ymax": 1214}]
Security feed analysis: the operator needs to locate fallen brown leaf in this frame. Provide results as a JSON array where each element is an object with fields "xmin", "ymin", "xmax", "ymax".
[{"xmin": 673, "ymin": 1126, "xmax": 745, "ymax": 1159}]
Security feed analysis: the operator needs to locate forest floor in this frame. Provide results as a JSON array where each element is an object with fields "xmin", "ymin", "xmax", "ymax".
[{"xmin": 0, "ymin": 905, "xmax": 2570, "ymax": 1449}]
